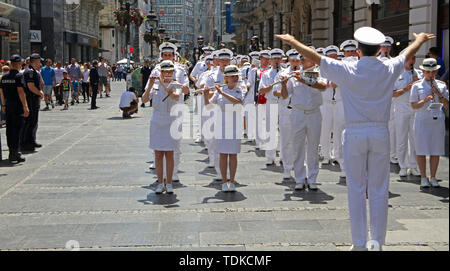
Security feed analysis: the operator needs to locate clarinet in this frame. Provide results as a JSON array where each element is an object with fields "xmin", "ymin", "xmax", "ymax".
[{"xmin": 287, "ymin": 66, "xmax": 297, "ymax": 110}]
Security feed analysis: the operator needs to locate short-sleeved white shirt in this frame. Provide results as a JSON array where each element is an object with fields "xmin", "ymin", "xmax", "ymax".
[
  {"xmin": 286, "ymin": 66, "xmax": 325, "ymax": 111},
  {"xmin": 410, "ymin": 78, "xmax": 449, "ymax": 117},
  {"xmin": 119, "ymin": 91, "xmax": 137, "ymax": 108},
  {"xmin": 319, "ymin": 55, "xmax": 406, "ymax": 125},
  {"xmin": 394, "ymin": 68, "xmax": 423, "ymax": 104}
]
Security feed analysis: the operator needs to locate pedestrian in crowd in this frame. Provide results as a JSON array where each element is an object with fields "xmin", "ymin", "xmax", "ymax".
[
  {"xmin": 0, "ymin": 54, "xmax": 29, "ymax": 163},
  {"xmin": 57, "ymin": 71, "xmax": 73, "ymax": 110},
  {"xmin": 142, "ymin": 60, "xmax": 183, "ymax": 194},
  {"xmin": 204, "ymin": 65, "xmax": 243, "ymax": 192},
  {"xmin": 111, "ymin": 64, "xmax": 117, "ymax": 81},
  {"xmin": 0, "ymin": 65, "xmax": 10, "ymax": 128},
  {"xmin": 81, "ymin": 63, "xmax": 91, "ymax": 103},
  {"xmin": 119, "ymin": 87, "xmax": 139, "ymax": 119},
  {"xmin": 140, "ymin": 58, "xmax": 153, "ymax": 108},
  {"xmin": 88, "ymin": 60, "xmax": 100, "ymax": 110},
  {"xmin": 41, "ymin": 58, "xmax": 56, "ymax": 111},
  {"xmin": 67, "ymin": 58, "xmax": 82, "ymax": 82},
  {"xmin": 410, "ymin": 58, "xmax": 449, "ymax": 189},
  {"xmin": 427, "ymin": 47, "xmax": 446, "ymax": 79},
  {"xmin": 70, "ymin": 76, "xmax": 80, "ymax": 105},
  {"xmin": 98, "ymin": 57, "xmax": 110, "ymax": 98},
  {"xmin": 54, "ymin": 61, "xmax": 65, "ymax": 106},
  {"xmin": 21, "ymin": 53, "xmax": 44, "ymax": 152},
  {"xmin": 117, "ymin": 64, "xmax": 123, "ymax": 81}
]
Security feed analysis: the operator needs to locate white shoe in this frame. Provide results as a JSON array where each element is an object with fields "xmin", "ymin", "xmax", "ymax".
[
  {"xmin": 222, "ymin": 183, "xmax": 229, "ymax": 192},
  {"xmin": 322, "ymin": 158, "xmax": 330, "ymax": 165},
  {"xmin": 430, "ymin": 178, "xmax": 440, "ymax": 188},
  {"xmin": 166, "ymin": 184, "xmax": 174, "ymax": 194},
  {"xmin": 390, "ymin": 157, "xmax": 399, "ymax": 164},
  {"xmin": 399, "ymin": 168, "xmax": 408, "ymax": 177},
  {"xmin": 283, "ymin": 169, "xmax": 292, "ymax": 180},
  {"xmin": 295, "ymin": 182, "xmax": 306, "ymax": 191},
  {"xmin": 266, "ymin": 158, "xmax": 275, "ymax": 166},
  {"xmin": 228, "ymin": 182, "xmax": 236, "ymax": 192},
  {"xmin": 409, "ymin": 168, "xmax": 421, "ymax": 177},
  {"xmin": 149, "ymin": 163, "xmax": 155, "ymax": 170},
  {"xmin": 195, "ymin": 138, "xmax": 202, "ymax": 143},
  {"xmin": 308, "ymin": 182, "xmax": 318, "ymax": 191},
  {"xmin": 155, "ymin": 183, "xmax": 165, "ymax": 194},
  {"xmin": 172, "ymin": 174, "xmax": 180, "ymax": 182},
  {"xmin": 349, "ymin": 245, "xmax": 368, "ymax": 251},
  {"xmin": 420, "ymin": 178, "xmax": 431, "ymax": 189},
  {"xmin": 367, "ymin": 241, "xmax": 382, "ymax": 251}
]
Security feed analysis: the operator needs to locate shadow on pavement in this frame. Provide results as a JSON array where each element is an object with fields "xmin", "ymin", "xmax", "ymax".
[
  {"xmin": 138, "ymin": 193, "xmax": 180, "ymax": 208},
  {"xmin": 274, "ymin": 178, "xmax": 334, "ymax": 204},
  {"xmin": 0, "ymin": 160, "xmax": 23, "ymax": 168},
  {"xmin": 420, "ymin": 185, "xmax": 449, "ymax": 203},
  {"xmin": 107, "ymin": 116, "xmax": 143, "ymax": 120},
  {"xmin": 201, "ymin": 191, "xmax": 247, "ymax": 204}
]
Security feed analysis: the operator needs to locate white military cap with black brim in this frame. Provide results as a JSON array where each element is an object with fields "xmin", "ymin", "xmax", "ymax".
[
  {"xmin": 270, "ymin": 48, "xmax": 284, "ymax": 59},
  {"xmin": 354, "ymin": 27, "xmax": 386, "ymax": 46},
  {"xmin": 218, "ymin": 49, "xmax": 233, "ymax": 60},
  {"xmin": 259, "ymin": 50, "xmax": 270, "ymax": 59},
  {"xmin": 325, "ymin": 45, "xmax": 339, "ymax": 56},
  {"xmin": 212, "ymin": 50, "xmax": 220, "ymax": 59},
  {"xmin": 316, "ymin": 48, "xmax": 325, "ymax": 56},
  {"xmin": 338, "ymin": 52, "xmax": 345, "ymax": 60},
  {"xmin": 249, "ymin": 51, "xmax": 260, "ymax": 59},
  {"xmin": 202, "ymin": 46, "xmax": 215, "ymax": 54},
  {"xmin": 340, "ymin": 40, "xmax": 358, "ymax": 51},
  {"xmin": 380, "ymin": 36, "xmax": 394, "ymax": 47},
  {"xmin": 224, "ymin": 65, "xmax": 240, "ymax": 76},
  {"xmin": 159, "ymin": 42, "xmax": 177, "ymax": 53},
  {"xmin": 420, "ymin": 58, "xmax": 441, "ymax": 71},
  {"xmin": 160, "ymin": 60, "xmax": 175, "ymax": 71}
]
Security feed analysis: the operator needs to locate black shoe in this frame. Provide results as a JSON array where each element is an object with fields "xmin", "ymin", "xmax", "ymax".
[
  {"xmin": 141, "ymin": 103, "xmax": 146, "ymax": 108},
  {"xmin": 9, "ymin": 153, "xmax": 25, "ymax": 163},
  {"xmin": 20, "ymin": 146, "xmax": 35, "ymax": 152},
  {"xmin": 32, "ymin": 143, "xmax": 42, "ymax": 148},
  {"xmin": 91, "ymin": 106, "xmax": 99, "ymax": 110}
]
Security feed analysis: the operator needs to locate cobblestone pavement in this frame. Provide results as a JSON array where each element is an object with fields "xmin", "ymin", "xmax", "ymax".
[{"xmin": 0, "ymin": 81, "xmax": 448, "ymax": 251}]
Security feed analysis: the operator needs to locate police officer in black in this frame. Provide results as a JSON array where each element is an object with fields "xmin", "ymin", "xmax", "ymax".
[
  {"xmin": 89, "ymin": 60, "xmax": 100, "ymax": 110},
  {"xmin": 249, "ymin": 36, "xmax": 260, "ymax": 52},
  {"xmin": 140, "ymin": 58, "xmax": 153, "ymax": 107},
  {"xmin": 21, "ymin": 53, "xmax": 44, "ymax": 152},
  {"xmin": 193, "ymin": 36, "xmax": 205, "ymax": 65},
  {"xmin": 0, "ymin": 55, "xmax": 30, "ymax": 162}
]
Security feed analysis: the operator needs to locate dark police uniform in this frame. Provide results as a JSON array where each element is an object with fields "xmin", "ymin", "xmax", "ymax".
[
  {"xmin": 140, "ymin": 65, "xmax": 153, "ymax": 94},
  {"xmin": 0, "ymin": 69, "xmax": 26, "ymax": 160},
  {"xmin": 21, "ymin": 66, "xmax": 41, "ymax": 151},
  {"xmin": 89, "ymin": 66, "xmax": 100, "ymax": 109}
]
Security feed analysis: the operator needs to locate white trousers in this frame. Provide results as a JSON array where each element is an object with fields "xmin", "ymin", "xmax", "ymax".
[
  {"xmin": 320, "ymin": 102, "xmax": 335, "ymax": 160},
  {"xmin": 194, "ymin": 95, "xmax": 206, "ymax": 140},
  {"xmin": 343, "ymin": 123, "xmax": 390, "ymax": 247},
  {"xmin": 290, "ymin": 109, "xmax": 322, "ymax": 184},
  {"xmin": 258, "ymin": 104, "xmax": 278, "ymax": 161},
  {"xmin": 279, "ymin": 118, "xmax": 294, "ymax": 171},
  {"xmin": 394, "ymin": 105, "xmax": 417, "ymax": 169},
  {"xmin": 389, "ymin": 103, "xmax": 397, "ymax": 159}
]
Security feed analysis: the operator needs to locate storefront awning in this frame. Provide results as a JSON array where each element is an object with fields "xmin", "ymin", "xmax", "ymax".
[{"xmin": 0, "ymin": 2, "xmax": 16, "ymax": 17}]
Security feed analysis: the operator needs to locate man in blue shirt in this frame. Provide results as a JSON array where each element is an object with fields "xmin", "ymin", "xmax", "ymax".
[
  {"xmin": 41, "ymin": 59, "xmax": 56, "ymax": 110},
  {"xmin": 428, "ymin": 47, "xmax": 446, "ymax": 79}
]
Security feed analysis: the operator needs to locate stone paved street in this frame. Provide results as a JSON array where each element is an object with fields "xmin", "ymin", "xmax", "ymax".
[{"xmin": 0, "ymin": 81, "xmax": 448, "ymax": 251}]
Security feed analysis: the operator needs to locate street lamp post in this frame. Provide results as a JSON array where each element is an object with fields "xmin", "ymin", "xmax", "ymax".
[{"xmin": 144, "ymin": 1, "xmax": 165, "ymax": 62}]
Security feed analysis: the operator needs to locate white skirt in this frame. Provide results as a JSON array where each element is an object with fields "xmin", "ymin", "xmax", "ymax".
[
  {"xmin": 216, "ymin": 138, "xmax": 241, "ymax": 154},
  {"xmin": 149, "ymin": 113, "xmax": 179, "ymax": 151},
  {"xmin": 414, "ymin": 113, "xmax": 446, "ymax": 156}
]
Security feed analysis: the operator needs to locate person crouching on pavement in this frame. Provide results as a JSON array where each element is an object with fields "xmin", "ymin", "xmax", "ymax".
[
  {"xmin": 119, "ymin": 87, "xmax": 139, "ymax": 119},
  {"xmin": 142, "ymin": 60, "xmax": 183, "ymax": 195}
]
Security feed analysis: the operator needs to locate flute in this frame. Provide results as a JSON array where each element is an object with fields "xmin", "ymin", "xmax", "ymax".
[{"xmin": 191, "ymin": 83, "xmax": 228, "ymax": 95}]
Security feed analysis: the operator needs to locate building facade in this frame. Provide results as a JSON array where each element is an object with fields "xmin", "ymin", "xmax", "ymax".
[
  {"xmin": 99, "ymin": 0, "xmax": 128, "ymax": 64},
  {"xmin": 25, "ymin": 0, "xmax": 105, "ymax": 63},
  {"xmin": 232, "ymin": 0, "xmax": 448, "ymax": 68},
  {"xmin": 153, "ymin": 0, "xmax": 194, "ymax": 55},
  {"xmin": 0, "ymin": 0, "xmax": 30, "ymax": 60}
]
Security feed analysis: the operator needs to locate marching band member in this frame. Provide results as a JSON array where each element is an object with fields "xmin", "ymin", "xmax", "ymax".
[
  {"xmin": 340, "ymin": 40, "xmax": 359, "ymax": 61},
  {"xmin": 242, "ymin": 52, "xmax": 260, "ymax": 139},
  {"xmin": 146, "ymin": 42, "xmax": 189, "ymax": 182},
  {"xmin": 258, "ymin": 48, "xmax": 285, "ymax": 166},
  {"xmin": 191, "ymin": 46, "xmax": 214, "ymax": 144},
  {"xmin": 320, "ymin": 45, "xmax": 347, "ymax": 178},
  {"xmin": 410, "ymin": 58, "xmax": 449, "ymax": 189},
  {"xmin": 275, "ymin": 27, "xmax": 435, "ymax": 251},
  {"xmin": 280, "ymin": 46, "xmax": 327, "ymax": 191},
  {"xmin": 203, "ymin": 48, "xmax": 234, "ymax": 181},
  {"xmin": 204, "ymin": 65, "xmax": 243, "ymax": 192},
  {"xmin": 392, "ymin": 50, "xmax": 422, "ymax": 177},
  {"xmin": 142, "ymin": 60, "xmax": 183, "ymax": 194},
  {"xmin": 248, "ymin": 50, "xmax": 271, "ymax": 149},
  {"xmin": 379, "ymin": 36, "xmax": 399, "ymax": 164},
  {"xmin": 272, "ymin": 49, "xmax": 301, "ymax": 179}
]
